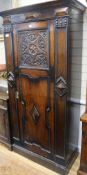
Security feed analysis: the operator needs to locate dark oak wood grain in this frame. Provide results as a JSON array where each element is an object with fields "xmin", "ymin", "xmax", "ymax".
[{"xmin": 0, "ymin": 0, "xmax": 86, "ymax": 174}]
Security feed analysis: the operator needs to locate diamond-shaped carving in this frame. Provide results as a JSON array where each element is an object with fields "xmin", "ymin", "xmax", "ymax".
[
  {"xmin": 55, "ymin": 76, "xmax": 67, "ymax": 96},
  {"xmin": 31, "ymin": 105, "xmax": 40, "ymax": 124},
  {"xmin": 7, "ymin": 71, "xmax": 15, "ymax": 88}
]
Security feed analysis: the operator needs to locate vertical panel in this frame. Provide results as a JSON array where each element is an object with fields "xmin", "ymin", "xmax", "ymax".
[
  {"xmin": 55, "ymin": 16, "xmax": 68, "ymax": 160},
  {"xmin": 4, "ymin": 28, "xmax": 20, "ymax": 141}
]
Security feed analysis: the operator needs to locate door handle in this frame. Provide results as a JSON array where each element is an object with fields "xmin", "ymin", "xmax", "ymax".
[
  {"xmin": 15, "ymin": 91, "xmax": 19, "ymax": 99},
  {"xmin": 46, "ymin": 107, "xmax": 50, "ymax": 112}
]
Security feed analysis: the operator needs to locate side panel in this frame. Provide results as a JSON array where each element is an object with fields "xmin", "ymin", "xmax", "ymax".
[{"xmin": 4, "ymin": 27, "xmax": 20, "ymax": 142}]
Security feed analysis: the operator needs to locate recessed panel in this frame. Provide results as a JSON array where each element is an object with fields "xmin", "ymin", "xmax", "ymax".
[{"xmin": 17, "ymin": 29, "xmax": 49, "ymax": 69}]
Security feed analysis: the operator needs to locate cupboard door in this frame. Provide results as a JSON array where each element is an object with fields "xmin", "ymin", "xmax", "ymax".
[{"xmin": 13, "ymin": 20, "xmax": 55, "ymax": 158}]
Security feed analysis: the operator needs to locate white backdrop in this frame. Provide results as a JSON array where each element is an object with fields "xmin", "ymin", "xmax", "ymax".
[
  {"xmin": 17, "ymin": 0, "xmax": 87, "ymax": 6},
  {"xmin": 18, "ymin": 0, "xmax": 52, "ymax": 6}
]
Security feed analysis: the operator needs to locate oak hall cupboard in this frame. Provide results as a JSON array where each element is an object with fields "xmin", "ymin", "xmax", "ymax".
[{"xmin": 0, "ymin": 0, "xmax": 86, "ymax": 174}]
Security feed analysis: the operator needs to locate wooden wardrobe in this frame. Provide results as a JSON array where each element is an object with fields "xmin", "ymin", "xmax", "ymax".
[{"xmin": 0, "ymin": 0, "xmax": 86, "ymax": 174}]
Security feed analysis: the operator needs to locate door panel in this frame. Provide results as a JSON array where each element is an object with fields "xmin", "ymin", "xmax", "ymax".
[
  {"xmin": 17, "ymin": 29, "xmax": 49, "ymax": 70},
  {"xmin": 13, "ymin": 21, "xmax": 50, "ymax": 70},
  {"xmin": 18, "ymin": 75, "xmax": 51, "ymax": 154},
  {"xmin": 13, "ymin": 20, "xmax": 54, "ymax": 157}
]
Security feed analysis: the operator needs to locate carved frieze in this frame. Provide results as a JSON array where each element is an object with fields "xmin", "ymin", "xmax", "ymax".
[
  {"xmin": 4, "ymin": 24, "xmax": 12, "ymax": 33},
  {"xmin": 17, "ymin": 30, "xmax": 49, "ymax": 69}
]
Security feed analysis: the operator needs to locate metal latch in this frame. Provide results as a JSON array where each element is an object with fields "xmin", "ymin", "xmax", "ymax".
[{"xmin": 15, "ymin": 91, "xmax": 19, "ymax": 99}]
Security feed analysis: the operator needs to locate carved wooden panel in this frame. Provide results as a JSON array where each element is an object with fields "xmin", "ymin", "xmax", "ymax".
[
  {"xmin": 55, "ymin": 76, "xmax": 67, "ymax": 96},
  {"xmin": 4, "ymin": 24, "xmax": 12, "ymax": 33},
  {"xmin": 17, "ymin": 29, "xmax": 49, "ymax": 69},
  {"xmin": 55, "ymin": 16, "xmax": 68, "ymax": 28}
]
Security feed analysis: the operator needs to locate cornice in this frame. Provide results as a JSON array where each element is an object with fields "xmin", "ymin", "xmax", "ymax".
[{"xmin": 0, "ymin": 0, "xmax": 86, "ymax": 17}]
